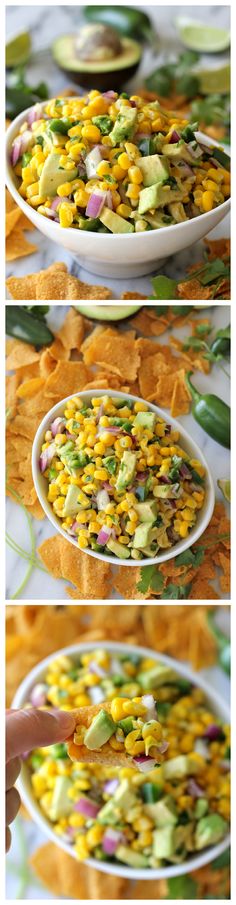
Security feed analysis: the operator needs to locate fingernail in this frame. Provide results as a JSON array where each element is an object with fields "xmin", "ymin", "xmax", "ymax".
[{"xmin": 51, "ymin": 709, "xmax": 75, "ymax": 732}]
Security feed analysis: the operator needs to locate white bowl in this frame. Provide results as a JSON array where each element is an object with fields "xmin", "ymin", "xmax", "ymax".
[
  {"xmin": 32, "ymin": 388, "xmax": 215, "ymax": 567},
  {"xmin": 5, "ymin": 103, "xmax": 230, "ymax": 278},
  {"xmin": 12, "ymin": 640, "xmax": 230, "ymax": 881}
]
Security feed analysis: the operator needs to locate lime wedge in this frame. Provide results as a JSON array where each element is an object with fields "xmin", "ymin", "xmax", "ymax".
[
  {"xmin": 6, "ymin": 31, "xmax": 31, "ymax": 67},
  {"xmin": 198, "ymin": 64, "xmax": 230, "ymax": 95},
  {"xmin": 217, "ymin": 479, "xmax": 230, "ymax": 502},
  {"xmin": 74, "ymin": 305, "xmax": 142, "ymax": 321},
  {"xmin": 175, "ymin": 19, "xmax": 230, "ymax": 53}
]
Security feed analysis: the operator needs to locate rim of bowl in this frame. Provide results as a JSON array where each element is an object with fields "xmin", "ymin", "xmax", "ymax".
[
  {"xmin": 5, "ymin": 105, "xmax": 230, "ymax": 243},
  {"xmin": 32, "ymin": 388, "xmax": 215, "ymax": 567},
  {"xmin": 12, "ymin": 640, "xmax": 230, "ymax": 881}
]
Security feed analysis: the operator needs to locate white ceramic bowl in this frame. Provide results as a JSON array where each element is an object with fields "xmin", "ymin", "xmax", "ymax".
[
  {"xmin": 5, "ymin": 103, "xmax": 230, "ymax": 278},
  {"xmin": 12, "ymin": 640, "xmax": 230, "ymax": 881},
  {"xmin": 32, "ymin": 388, "xmax": 215, "ymax": 566}
]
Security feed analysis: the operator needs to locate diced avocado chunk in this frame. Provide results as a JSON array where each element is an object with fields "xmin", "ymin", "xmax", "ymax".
[
  {"xmin": 63, "ymin": 484, "xmax": 80, "ymax": 517},
  {"xmin": 134, "ymin": 500, "xmax": 157, "ymax": 524},
  {"xmin": 137, "ymin": 664, "xmax": 177, "ymax": 690},
  {"xmin": 84, "ymin": 709, "xmax": 116, "ymax": 750},
  {"xmin": 116, "ymin": 450, "xmax": 137, "ymax": 491},
  {"xmin": 138, "ymin": 154, "xmax": 170, "ymax": 187},
  {"xmin": 150, "ymin": 795, "xmax": 177, "ymax": 828},
  {"xmin": 109, "ymin": 106, "xmax": 138, "ymax": 145},
  {"xmin": 134, "ymin": 411, "xmax": 156, "ymax": 430},
  {"xmin": 153, "ymin": 825, "xmax": 175, "ymax": 858},
  {"xmin": 195, "ymin": 814, "xmax": 228, "ymax": 850},
  {"xmin": 106, "ymin": 537, "xmax": 131, "ymax": 559},
  {"xmin": 194, "ymin": 798, "xmax": 208, "ymax": 819},
  {"xmin": 163, "ymin": 754, "xmax": 205, "ymax": 781},
  {"xmin": 132, "ymin": 522, "xmax": 153, "ymax": 549},
  {"xmin": 145, "ymin": 211, "xmax": 173, "ymax": 229},
  {"xmin": 39, "ymin": 152, "xmax": 78, "ymax": 196},
  {"xmin": 114, "ymin": 779, "xmax": 137, "ymax": 812},
  {"xmin": 98, "ymin": 800, "xmax": 120, "ymax": 826},
  {"xmin": 99, "ymin": 206, "xmax": 134, "ymax": 234},
  {"xmin": 168, "ymin": 201, "xmax": 187, "ymax": 222},
  {"xmin": 116, "ymin": 845, "xmax": 149, "ymax": 868},
  {"xmin": 49, "ymin": 776, "xmax": 73, "ymax": 821},
  {"xmin": 138, "ymin": 182, "xmax": 184, "ymax": 215}
]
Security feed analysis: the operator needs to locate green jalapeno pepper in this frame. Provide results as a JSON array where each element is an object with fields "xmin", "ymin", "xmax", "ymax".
[
  {"xmin": 6, "ymin": 306, "xmax": 53, "ymax": 348},
  {"xmin": 210, "ymin": 325, "xmax": 230, "ymax": 359},
  {"xmin": 84, "ymin": 5, "xmax": 155, "ymax": 43},
  {"xmin": 185, "ymin": 371, "xmax": 230, "ymax": 449}
]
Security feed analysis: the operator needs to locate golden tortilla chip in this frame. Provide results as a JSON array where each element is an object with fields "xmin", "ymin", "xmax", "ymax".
[
  {"xmin": 121, "ymin": 292, "xmax": 148, "ymax": 299},
  {"xmin": 16, "ymin": 377, "xmax": 44, "ymax": 399},
  {"xmin": 6, "ymin": 228, "xmax": 37, "ymax": 261},
  {"xmin": 6, "ymin": 340, "xmax": 39, "ymax": 371},
  {"xmin": 6, "ymin": 188, "xmax": 16, "ymax": 213},
  {"xmin": 44, "ymin": 360, "xmax": 92, "ymax": 398},
  {"xmin": 204, "ymin": 237, "xmax": 230, "ymax": 261},
  {"xmin": 38, "ymin": 534, "xmax": 111, "ymax": 599},
  {"xmin": 5, "ymin": 207, "xmax": 22, "ymax": 237},
  {"xmin": 57, "ymin": 307, "xmax": 85, "ymax": 352},
  {"xmin": 170, "ymin": 369, "xmax": 192, "ymax": 417},
  {"xmin": 178, "ymin": 279, "xmax": 212, "ymax": 300},
  {"xmin": 83, "ymin": 328, "xmax": 140, "ymax": 382},
  {"xmin": 6, "ymin": 273, "xmax": 38, "ymax": 300},
  {"xmin": 47, "ymin": 338, "xmax": 70, "ymax": 361},
  {"xmin": 30, "ymin": 842, "xmax": 128, "ymax": 899},
  {"xmin": 17, "ymin": 212, "xmax": 36, "ymax": 231}
]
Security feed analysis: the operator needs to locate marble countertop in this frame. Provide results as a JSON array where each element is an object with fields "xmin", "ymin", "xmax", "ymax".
[
  {"xmin": 6, "ymin": 624, "xmax": 230, "ymax": 899},
  {"xmin": 6, "ymin": 5, "xmax": 230, "ymax": 297},
  {"xmin": 6, "ymin": 304, "xmax": 230, "ymax": 600}
]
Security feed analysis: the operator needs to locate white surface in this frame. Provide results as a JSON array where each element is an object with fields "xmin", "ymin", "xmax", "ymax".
[
  {"xmin": 6, "ymin": 303, "xmax": 230, "ymax": 599},
  {"xmin": 11, "ymin": 640, "xmax": 230, "ymax": 883},
  {"xmin": 6, "ymin": 5, "xmax": 230, "ymax": 294},
  {"xmin": 32, "ymin": 389, "xmax": 215, "ymax": 566}
]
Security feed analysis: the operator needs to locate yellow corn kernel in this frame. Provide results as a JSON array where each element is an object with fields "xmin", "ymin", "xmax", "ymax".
[
  {"xmin": 202, "ymin": 190, "xmax": 215, "ymax": 212},
  {"xmin": 179, "ymin": 794, "xmax": 193, "ymax": 809},
  {"xmin": 116, "ymin": 203, "xmax": 132, "ymax": 218},
  {"xmin": 81, "ymin": 123, "xmax": 101, "ymax": 142},
  {"xmin": 88, "ymin": 96, "xmax": 108, "ymax": 115},
  {"xmin": 125, "ymin": 141, "xmax": 141, "ymax": 158},
  {"xmin": 110, "ymin": 697, "xmax": 129, "ymax": 721},
  {"xmin": 128, "ymin": 166, "xmax": 143, "ymax": 185},
  {"xmin": 78, "ymin": 536, "xmax": 88, "ymax": 549},
  {"xmin": 74, "ymin": 188, "xmax": 89, "ymax": 207},
  {"xmin": 203, "ymin": 179, "xmax": 218, "ymax": 191},
  {"xmin": 69, "ymin": 813, "xmax": 86, "ymax": 828},
  {"xmin": 94, "ymin": 442, "xmax": 106, "ymax": 455},
  {"xmin": 126, "ymin": 183, "xmax": 140, "ymax": 200},
  {"xmin": 93, "ymin": 468, "xmax": 108, "ymax": 481},
  {"xmin": 59, "ymin": 204, "xmax": 74, "ymax": 227},
  {"xmin": 111, "ymin": 163, "xmax": 125, "ymax": 180},
  {"xmin": 96, "ymin": 160, "xmax": 110, "ymax": 177},
  {"xmin": 75, "ymin": 837, "xmax": 89, "ymax": 860},
  {"xmin": 118, "ymin": 152, "xmax": 130, "ymax": 170},
  {"xmin": 86, "ymin": 824, "xmax": 104, "ymax": 849}
]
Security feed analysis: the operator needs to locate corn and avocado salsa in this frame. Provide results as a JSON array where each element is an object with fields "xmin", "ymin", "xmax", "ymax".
[
  {"xmin": 67, "ymin": 697, "xmax": 165, "ymax": 768},
  {"xmin": 11, "ymin": 92, "xmax": 230, "ymax": 233},
  {"xmin": 39, "ymin": 395, "xmax": 206, "ymax": 560},
  {"xmin": 27, "ymin": 649, "xmax": 230, "ymax": 867}
]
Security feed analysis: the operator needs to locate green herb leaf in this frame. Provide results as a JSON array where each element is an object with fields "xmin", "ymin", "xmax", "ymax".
[
  {"xmin": 162, "ymin": 582, "xmax": 192, "ymax": 599},
  {"xmin": 175, "ymin": 547, "xmax": 204, "ymax": 567},
  {"xmin": 150, "ymin": 570, "xmax": 164, "ymax": 592},
  {"xmin": 167, "ymin": 875, "xmax": 197, "ymax": 898},
  {"xmin": 152, "ymin": 275, "xmax": 178, "ymax": 300},
  {"xmin": 137, "ymin": 565, "xmax": 156, "ymax": 593},
  {"xmin": 211, "ymin": 848, "xmax": 230, "ymax": 870}
]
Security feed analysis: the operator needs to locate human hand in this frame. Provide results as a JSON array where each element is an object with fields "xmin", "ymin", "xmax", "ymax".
[{"xmin": 6, "ymin": 707, "xmax": 76, "ymax": 851}]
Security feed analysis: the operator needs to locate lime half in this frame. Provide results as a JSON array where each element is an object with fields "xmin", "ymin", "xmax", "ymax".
[
  {"xmin": 176, "ymin": 19, "xmax": 230, "ymax": 53},
  {"xmin": 6, "ymin": 31, "xmax": 31, "ymax": 67},
  {"xmin": 198, "ymin": 64, "xmax": 230, "ymax": 95},
  {"xmin": 217, "ymin": 479, "xmax": 230, "ymax": 502}
]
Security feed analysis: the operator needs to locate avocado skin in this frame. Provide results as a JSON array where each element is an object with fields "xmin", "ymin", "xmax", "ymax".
[{"xmin": 52, "ymin": 35, "xmax": 141, "ymax": 91}]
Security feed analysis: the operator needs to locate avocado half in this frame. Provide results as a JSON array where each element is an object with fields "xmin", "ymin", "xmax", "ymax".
[
  {"xmin": 74, "ymin": 305, "xmax": 142, "ymax": 321},
  {"xmin": 52, "ymin": 34, "xmax": 142, "ymax": 91}
]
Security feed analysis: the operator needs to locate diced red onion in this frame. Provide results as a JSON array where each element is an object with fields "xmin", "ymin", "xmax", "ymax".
[
  {"xmin": 89, "ymin": 660, "xmax": 106, "ymax": 678},
  {"xmin": 43, "ymin": 208, "xmax": 57, "ymax": 219},
  {"xmin": 204, "ymin": 724, "xmax": 223, "ymax": 741},
  {"xmin": 103, "ymin": 481, "xmax": 114, "ymax": 492},
  {"xmin": 168, "ymin": 499, "xmax": 176, "ymax": 509},
  {"xmin": 179, "ymin": 463, "xmax": 192, "ymax": 479},
  {"xmin": 89, "ymin": 686, "xmax": 106, "ymax": 705},
  {"xmin": 103, "ymin": 778, "xmax": 119, "ymax": 795},
  {"xmin": 50, "ymin": 417, "xmax": 66, "ymax": 437},
  {"xmin": 170, "ymin": 130, "xmax": 180, "ymax": 143},
  {"xmin": 130, "ymin": 100, "xmax": 137, "ymax": 108},
  {"xmin": 21, "ymin": 750, "xmax": 31, "ymax": 761},
  {"xmin": 97, "ymin": 525, "xmax": 112, "ymax": 546},
  {"xmin": 86, "ymin": 190, "xmax": 106, "ymax": 218},
  {"xmin": 136, "ymin": 471, "xmax": 148, "ymax": 482},
  {"xmin": 39, "ymin": 443, "xmax": 56, "ymax": 473},
  {"xmin": 50, "ymin": 196, "xmax": 68, "ymax": 210},
  {"xmin": 102, "ymin": 828, "xmax": 124, "ymax": 855},
  {"xmin": 85, "ymin": 146, "xmax": 102, "ymax": 178},
  {"xmin": 187, "ymin": 778, "xmax": 204, "ymax": 798},
  {"xmin": 158, "ymin": 475, "xmax": 172, "ymax": 484},
  {"xmin": 30, "ymin": 683, "xmax": 47, "ymax": 707},
  {"xmin": 96, "ymin": 489, "xmax": 110, "ymax": 511},
  {"xmin": 11, "ymin": 137, "xmax": 23, "ymax": 166},
  {"xmin": 219, "ymin": 759, "xmax": 230, "ymax": 772},
  {"xmin": 133, "ymin": 755, "xmax": 157, "ymax": 772},
  {"xmin": 167, "ymin": 527, "xmax": 179, "ymax": 543},
  {"xmin": 75, "ymin": 796, "xmax": 100, "ymax": 818},
  {"xmin": 102, "ymin": 90, "xmax": 117, "ymax": 100},
  {"xmin": 176, "ymin": 161, "xmax": 194, "ymax": 176},
  {"xmin": 95, "ymin": 403, "xmax": 104, "ymax": 423},
  {"xmin": 67, "ymin": 520, "xmax": 78, "ymax": 537},
  {"xmin": 27, "ymin": 103, "xmax": 43, "ymax": 126},
  {"xmin": 141, "ymin": 694, "xmax": 157, "ymax": 721}
]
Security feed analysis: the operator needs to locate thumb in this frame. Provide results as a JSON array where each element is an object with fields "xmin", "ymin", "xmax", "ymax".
[{"xmin": 6, "ymin": 708, "xmax": 76, "ymax": 762}]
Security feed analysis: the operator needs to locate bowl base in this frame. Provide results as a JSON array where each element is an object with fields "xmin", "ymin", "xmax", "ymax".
[{"xmin": 71, "ymin": 255, "xmax": 168, "ymax": 279}]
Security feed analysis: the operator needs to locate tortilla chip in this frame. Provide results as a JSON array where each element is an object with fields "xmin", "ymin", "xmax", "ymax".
[
  {"xmin": 30, "ymin": 842, "xmax": 128, "ymax": 899},
  {"xmin": 6, "ymin": 273, "xmax": 38, "ymax": 300},
  {"xmin": 35, "ymin": 269, "xmax": 112, "ymax": 301},
  {"xmin": 6, "ymin": 228, "xmax": 37, "ymax": 261},
  {"xmin": 47, "ymin": 338, "xmax": 70, "ymax": 361},
  {"xmin": 16, "ymin": 377, "xmax": 44, "ymax": 399},
  {"xmin": 38, "ymin": 534, "xmax": 111, "ymax": 599},
  {"xmin": 171, "ymin": 369, "xmax": 192, "ymax": 417},
  {"xmin": 5, "ymin": 188, "xmax": 16, "ymax": 213},
  {"xmin": 44, "ymin": 360, "xmax": 92, "ymax": 398},
  {"xmin": 57, "ymin": 308, "xmax": 85, "ymax": 352},
  {"xmin": 6, "ymin": 373, "xmax": 20, "ymax": 416},
  {"xmin": 5, "ymin": 207, "xmax": 22, "ymax": 237},
  {"xmin": 121, "ymin": 292, "xmax": 148, "ymax": 299},
  {"xmin": 83, "ymin": 328, "xmax": 140, "ymax": 381},
  {"xmin": 204, "ymin": 238, "xmax": 230, "ymax": 261},
  {"xmin": 178, "ymin": 279, "xmax": 212, "ymax": 301},
  {"xmin": 39, "ymin": 348, "xmax": 57, "ymax": 378},
  {"xmin": 17, "ymin": 212, "xmax": 36, "ymax": 231},
  {"xmin": 6, "ymin": 340, "xmax": 39, "ymax": 371}
]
